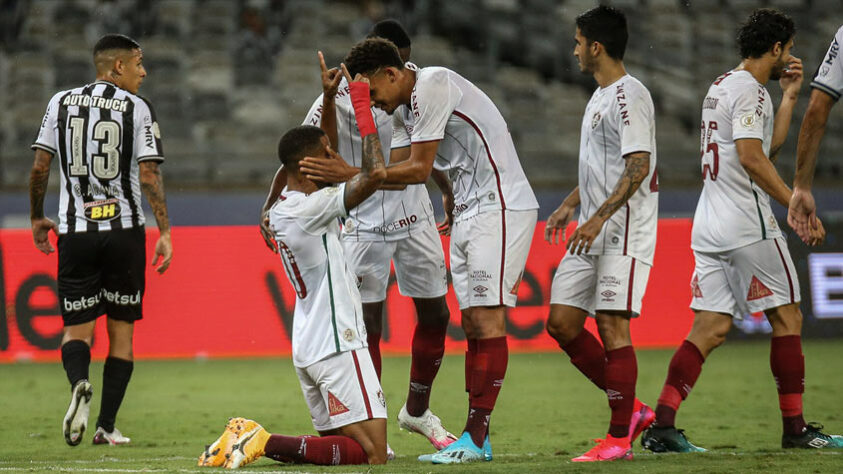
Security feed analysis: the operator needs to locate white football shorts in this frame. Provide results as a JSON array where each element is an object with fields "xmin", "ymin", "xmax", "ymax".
[
  {"xmin": 550, "ymin": 252, "xmax": 651, "ymax": 316},
  {"xmin": 690, "ymin": 236, "xmax": 800, "ymax": 319},
  {"xmin": 450, "ymin": 209, "xmax": 537, "ymax": 310},
  {"xmin": 296, "ymin": 348, "xmax": 387, "ymax": 432},
  {"xmin": 342, "ymin": 217, "xmax": 447, "ymax": 303}
]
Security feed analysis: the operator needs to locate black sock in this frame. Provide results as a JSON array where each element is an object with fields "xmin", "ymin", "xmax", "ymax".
[
  {"xmin": 61, "ymin": 340, "xmax": 91, "ymax": 389},
  {"xmin": 96, "ymin": 357, "xmax": 133, "ymax": 432}
]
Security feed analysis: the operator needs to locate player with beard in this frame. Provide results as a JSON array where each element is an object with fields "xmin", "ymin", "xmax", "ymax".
[
  {"xmin": 642, "ymin": 9, "xmax": 842, "ymax": 453},
  {"xmin": 543, "ymin": 5, "xmax": 658, "ymax": 462}
]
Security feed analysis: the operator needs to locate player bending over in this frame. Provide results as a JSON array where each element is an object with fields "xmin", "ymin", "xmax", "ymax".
[
  {"xmin": 199, "ymin": 70, "xmax": 389, "ymax": 468},
  {"xmin": 543, "ymin": 5, "xmax": 659, "ymax": 462},
  {"xmin": 301, "ymin": 38, "xmax": 539, "ymax": 464},
  {"xmin": 642, "ymin": 8, "xmax": 842, "ymax": 453}
]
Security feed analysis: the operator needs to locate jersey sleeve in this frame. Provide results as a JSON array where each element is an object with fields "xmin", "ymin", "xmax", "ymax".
[
  {"xmin": 31, "ymin": 92, "xmax": 62, "ymax": 155},
  {"xmin": 302, "ymin": 94, "xmax": 325, "ymax": 126},
  {"xmin": 294, "ymin": 183, "xmax": 348, "ymax": 235},
  {"xmin": 618, "ymin": 84, "xmax": 655, "ymax": 156},
  {"xmin": 730, "ymin": 83, "xmax": 765, "ymax": 141},
  {"xmin": 410, "ymin": 69, "xmax": 462, "ymax": 143},
  {"xmin": 810, "ymin": 28, "xmax": 843, "ymax": 101},
  {"xmin": 391, "ymin": 111, "xmax": 411, "ymax": 149},
  {"xmin": 134, "ymin": 98, "xmax": 165, "ymax": 163}
]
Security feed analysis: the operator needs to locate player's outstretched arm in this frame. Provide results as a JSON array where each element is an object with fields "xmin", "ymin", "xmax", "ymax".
[
  {"xmin": 788, "ymin": 89, "xmax": 835, "ymax": 242},
  {"xmin": 342, "ymin": 64, "xmax": 387, "ymax": 211},
  {"xmin": 29, "ymin": 148, "xmax": 58, "ymax": 255},
  {"xmin": 259, "ymin": 165, "xmax": 288, "ymax": 253},
  {"xmin": 567, "ymin": 153, "xmax": 649, "ymax": 255},
  {"xmin": 769, "ymin": 56, "xmax": 803, "ymax": 161},
  {"xmin": 139, "ymin": 161, "xmax": 172, "ymax": 274},
  {"xmin": 735, "ymin": 139, "xmax": 792, "ymax": 208},
  {"xmin": 545, "ymin": 186, "xmax": 580, "ymax": 245},
  {"xmin": 383, "ymin": 141, "xmax": 438, "ymax": 185}
]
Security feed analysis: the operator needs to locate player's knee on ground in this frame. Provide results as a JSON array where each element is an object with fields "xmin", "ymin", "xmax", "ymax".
[
  {"xmin": 337, "ymin": 418, "xmax": 387, "ymax": 464},
  {"xmin": 765, "ymin": 304, "xmax": 803, "ymax": 336}
]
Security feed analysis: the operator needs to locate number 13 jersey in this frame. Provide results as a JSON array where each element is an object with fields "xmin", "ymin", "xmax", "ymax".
[
  {"xmin": 692, "ymin": 70, "xmax": 780, "ymax": 253},
  {"xmin": 32, "ymin": 81, "xmax": 164, "ymax": 234}
]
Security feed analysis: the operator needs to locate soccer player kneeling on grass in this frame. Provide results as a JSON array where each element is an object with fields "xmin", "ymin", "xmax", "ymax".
[
  {"xmin": 642, "ymin": 9, "xmax": 843, "ymax": 453},
  {"xmin": 199, "ymin": 69, "xmax": 389, "ymax": 468}
]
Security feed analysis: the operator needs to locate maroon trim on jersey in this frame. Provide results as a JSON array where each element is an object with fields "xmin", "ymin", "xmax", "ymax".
[
  {"xmin": 627, "ymin": 258, "xmax": 636, "ymax": 312},
  {"xmin": 452, "ymin": 110, "xmax": 507, "ymax": 210},
  {"xmin": 410, "ymin": 139, "xmax": 443, "ymax": 144},
  {"xmin": 351, "ymin": 350, "xmax": 374, "ymax": 419},
  {"xmin": 773, "ymin": 239, "xmax": 795, "ymax": 304},
  {"xmin": 623, "ymin": 204, "xmax": 630, "ymax": 255}
]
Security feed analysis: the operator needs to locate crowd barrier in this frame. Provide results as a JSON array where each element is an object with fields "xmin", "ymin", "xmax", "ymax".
[{"xmin": 2, "ymin": 219, "xmax": 841, "ymax": 362}]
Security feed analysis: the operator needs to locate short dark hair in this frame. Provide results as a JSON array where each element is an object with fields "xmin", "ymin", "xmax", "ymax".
[
  {"xmin": 277, "ymin": 125, "xmax": 325, "ymax": 170},
  {"xmin": 368, "ymin": 19, "xmax": 411, "ymax": 49},
  {"xmin": 736, "ymin": 8, "xmax": 795, "ymax": 59},
  {"xmin": 344, "ymin": 38, "xmax": 404, "ymax": 78},
  {"xmin": 575, "ymin": 5, "xmax": 628, "ymax": 60},
  {"xmin": 93, "ymin": 34, "xmax": 140, "ymax": 56}
]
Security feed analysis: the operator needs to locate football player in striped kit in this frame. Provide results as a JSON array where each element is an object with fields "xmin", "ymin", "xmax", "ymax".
[
  {"xmin": 29, "ymin": 34, "xmax": 172, "ymax": 446},
  {"xmin": 544, "ymin": 5, "xmax": 658, "ymax": 462},
  {"xmin": 642, "ymin": 9, "xmax": 842, "ymax": 453},
  {"xmin": 788, "ymin": 25, "xmax": 843, "ymax": 243}
]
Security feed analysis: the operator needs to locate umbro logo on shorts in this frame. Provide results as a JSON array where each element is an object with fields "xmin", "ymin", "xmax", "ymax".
[{"xmin": 473, "ymin": 285, "xmax": 488, "ymax": 294}]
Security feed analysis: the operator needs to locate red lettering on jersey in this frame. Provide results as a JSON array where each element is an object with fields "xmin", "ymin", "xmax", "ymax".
[
  {"xmin": 328, "ymin": 392, "xmax": 349, "ymax": 416},
  {"xmin": 747, "ymin": 276, "xmax": 774, "ymax": 301},
  {"xmin": 713, "ymin": 71, "xmax": 732, "ymax": 85},
  {"xmin": 701, "ymin": 121, "xmax": 719, "ymax": 181}
]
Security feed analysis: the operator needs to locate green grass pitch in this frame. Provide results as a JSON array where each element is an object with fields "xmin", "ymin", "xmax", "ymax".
[{"xmin": 1, "ymin": 340, "xmax": 841, "ymax": 473}]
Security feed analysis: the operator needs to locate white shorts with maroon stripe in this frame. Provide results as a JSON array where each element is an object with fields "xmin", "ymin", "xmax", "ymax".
[
  {"xmin": 296, "ymin": 348, "xmax": 387, "ymax": 432},
  {"xmin": 690, "ymin": 236, "xmax": 800, "ymax": 319},
  {"xmin": 450, "ymin": 209, "xmax": 537, "ymax": 310},
  {"xmin": 550, "ymin": 253, "xmax": 651, "ymax": 316}
]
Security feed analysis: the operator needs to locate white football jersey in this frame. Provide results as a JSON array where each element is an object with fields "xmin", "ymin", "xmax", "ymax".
[
  {"xmin": 269, "ymin": 183, "xmax": 368, "ymax": 368},
  {"xmin": 811, "ymin": 25, "xmax": 843, "ymax": 100},
  {"xmin": 391, "ymin": 63, "xmax": 538, "ymax": 221},
  {"xmin": 577, "ymin": 74, "xmax": 658, "ymax": 265},
  {"xmin": 303, "ymin": 78, "xmax": 434, "ymax": 242},
  {"xmin": 692, "ymin": 70, "xmax": 781, "ymax": 252}
]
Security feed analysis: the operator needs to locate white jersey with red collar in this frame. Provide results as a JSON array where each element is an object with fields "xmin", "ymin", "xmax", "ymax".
[
  {"xmin": 269, "ymin": 183, "xmax": 368, "ymax": 368},
  {"xmin": 391, "ymin": 63, "xmax": 538, "ymax": 221},
  {"xmin": 692, "ymin": 70, "xmax": 781, "ymax": 253},
  {"xmin": 303, "ymin": 78, "xmax": 434, "ymax": 242},
  {"xmin": 577, "ymin": 74, "xmax": 658, "ymax": 265}
]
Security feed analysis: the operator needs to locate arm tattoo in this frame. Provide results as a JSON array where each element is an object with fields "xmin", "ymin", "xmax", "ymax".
[
  {"xmin": 344, "ymin": 133, "xmax": 387, "ymax": 209},
  {"xmin": 595, "ymin": 153, "xmax": 650, "ymax": 221},
  {"xmin": 29, "ymin": 151, "xmax": 53, "ymax": 219},
  {"xmin": 140, "ymin": 165, "xmax": 171, "ymax": 233}
]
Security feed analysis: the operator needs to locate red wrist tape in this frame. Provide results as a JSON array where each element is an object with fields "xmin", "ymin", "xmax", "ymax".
[{"xmin": 349, "ymin": 82, "xmax": 377, "ymax": 137}]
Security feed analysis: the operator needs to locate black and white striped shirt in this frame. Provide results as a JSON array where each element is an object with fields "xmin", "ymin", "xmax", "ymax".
[{"xmin": 32, "ymin": 80, "xmax": 164, "ymax": 234}]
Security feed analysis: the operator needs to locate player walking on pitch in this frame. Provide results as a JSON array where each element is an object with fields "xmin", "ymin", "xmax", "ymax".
[
  {"xmin": 642, "ymin": 9, "xmax": 843, "ymax": 452},
  {"xmin": 29, "ymin": 34, "xmax": 172, "ymax": 446},
  {"xmin": 200, "ymin": 68, "xmax": 390, "ymax": 469},
  {"xmin": 787, "ymin": 24, "xmax": 843, "ymax": 244},
  {"xmin": 259, "ymin": 20, "xmax": 457, "ymax": 451},
  {"xmin": 301, "ymin": 38, "xmax": 539, "ymax": 464},
  {"xmin": 543, "ymin": 6, "xmax": 659, "ymax": 462}
]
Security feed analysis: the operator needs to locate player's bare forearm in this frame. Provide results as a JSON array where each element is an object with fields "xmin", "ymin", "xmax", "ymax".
[
  {"xmin": 430, "ymin": 168, "xmax": 452, "ymax": 197},
  {"xmin": 344, "ymin": 133, "xmax": 387, "ymax": 210},
  {"xmin": 320, "ymin": 96, "xmax": 339, "ymax": 149},
  {"xmin": 594, "ymin": 153, "xmax": 649, "ymax": 223},
  {"xmin": 736, "ymin": 140, "xmax": 791, "ymax": 207},
  {"xmin": 794, "ymin": 90, "xmax": 834, "ymax": 189},
  {"xmin": 29, "ymin": 149, "xmax": 54, "ymax": 219},
  {"xmin": 262, "ymin": 166, "xmax": 288, "ymax": 214},
  {"xmin": 139, "ymin": 162, "xmax": 171, "ymax": 234},
  {"xmin": 769, "ymin": 94, "xmax": 798, "ymax": 161},
  {"xmin": 384, "ymin": 141, "xmax": 438, "ymax": 184},
  {"xmin": 561, "ymin": 186, "xmax": 581, "ymax": 209}
]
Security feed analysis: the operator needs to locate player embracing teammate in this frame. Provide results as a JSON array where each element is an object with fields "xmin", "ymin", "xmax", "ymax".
[{"xmin": 642, "ymin": 8, "xmax": 843, "ymax": 453}]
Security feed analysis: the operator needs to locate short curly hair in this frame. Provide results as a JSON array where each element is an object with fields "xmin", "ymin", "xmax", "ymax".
[
  {"xmin": 737, "ymin": 8, "xmax": 795, "ymax": 59},
  {"xmin": 344, "ymin": 38, "xmax": 404, "ymax": 78}
]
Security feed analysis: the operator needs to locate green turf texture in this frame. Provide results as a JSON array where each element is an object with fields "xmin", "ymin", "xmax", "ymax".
[{"xmin": 1, "ymin": 340, "xmax": 841, "ymax": 473}]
